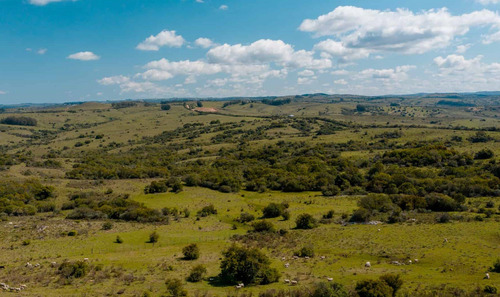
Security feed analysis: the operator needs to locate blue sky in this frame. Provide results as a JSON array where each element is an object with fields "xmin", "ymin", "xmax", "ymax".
[{"xmin": 1, "ymin": 0, "xmax": 500, "ymax": 104}]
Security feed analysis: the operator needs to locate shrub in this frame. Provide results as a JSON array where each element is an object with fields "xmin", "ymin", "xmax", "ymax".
[
  {"xmin": 252, "ymin": 220, "xmax": 276, "ymax": 233},
  {"xmin": 355, "ymin": 279, "xmax": 393, "ymax": 297},
  {"xmin": 323, "ymin": 210, "xmax": 335, "ymax": 219},
  {"xmin": 379, "ymin": 274, "xmax": 403, "ymax": 297},
  {"xmin": 350, "ymin": 208, "xmax": 371, "ymax": 223},
  {"xmin": 281, "ymin": 210, "xmax": 290, "ymax": 221},
  {"xmin": 0, "ymin": 116, "xmax": 37, "ymax": 126},
  {"xmin": 67, "ymin": 230, "xmax": 78, "ymax": 236},
  {"xmin": 197, "ymin": 204, "xmax": 217, "ymax": 217},
  {"xmin": 219, "ymin": 244, "xmax": 279, "ymax": 285},
  {"xmin": 58, "ymin": 260, "xmax": 89, "ymax": 279},
  {"xmin": 262, "ymin": 203, "xmax": 286, "ymax": 218},
  {"xmin": 238, "ymin": 212, "xmax": 255, "ymax": 223},
  {"xmin": 187, "ymin": 264, "xmax": 207, "ymax": 282},
  {"xmin": 148, "ymin": 231, "xmax": 159, "ymax": 244},
  {"xmin": 436, "ymin": 213, "xmax": 451, "ymax": 223},
  {"xmin": 295, "ymin": 213, "xmax": 317, "ymax": 229},
  {"xmin": 115, "ymin": 236, "xmax": 123, "ymax": 244},
  {"xmin": 295, "ymin": 245, "xmax": 314, "ymax": 258},
  {"xmin": 102, "ymin": 221, "xmax": 113, "ymax": 230},
  {"xmin": 321, "ymin": 184, "xmax": 341, "ymax": 197},
  {"xmin": 313, "ymin": 281, "xmax": 348, "ymax": 297},
  {"xmin": 165, "ymin": 278, "xmax": 187, "ymax": 297},
  {"xmin": 182, "ymin": 243, "xmax": 200, "ymax": 260},
  {"xmin": 491, "ymin": 259, "xmax": 500, "ymax": 273},
  {"xmin": 22, "ymin": 240, "xmax": 31, "ymax": 246},
  {"xmin": 144, "ymin": 180, "xmax": 168, "ymax": 194},
  {"xmin": 484, "ymin": 285, "xmax": 498, "ymax": 294},
  {"xmin": 161, "ymin": 104, "xmax": 171, "ymax": 111},
  {"xmin": 475, "ymin": 149, "xmax": 494, "ymax": 160}
]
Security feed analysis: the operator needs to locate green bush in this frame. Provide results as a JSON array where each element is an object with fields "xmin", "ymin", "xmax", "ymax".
[
  {"xmin": 491, "ymin": 259, "xmax": 500, "ymax": 273},
  {"xmin": 295, "ymin": 213, "xmax": 317, "ymax": 229},
  {"xmin": 484, "ymin": 285, "xmax": 498, "ymax": 294},
  {"xmin": 102, "ymin": 221, "xmax": 113, "ymax": 230},
  {"xmin": 197, "ymin": 204, "xmax": 217, "ymax": 217},
  {"xmin": 58, "ymin": 260, "xmax": 89, "ymax": 279},
  {"xmin": 262, "ymin": 203, "xmax": 286, "ymax": 218},
  {"xmin": 312, "ymin": 282, "xmax": 348, "ymax": 297},
  {"xmin": 350, "ymin": 208, "xmax": 371, "ymax": 223},
  {"xmin": 379, "ymin": 274, "xmax": 403, "ymax": 297},
  {"xmin": 165, "ymin": 278, "xmax": 187, "ymax": 297},
  {"xmin": 187, "ymin": 264, "xmax": 207, "ymax": 282},
  {"xmin": 252, "ymin": 220, "xmax": 276, "ymax": 233},
  {"xmin": 295, "ymin": 245, "xmax": 314, "ymax": 258},
  {"xmin": 67, "ymin": 230, "xmax": 78, "ymax": 236},
  {"xmin": 182, "ymin": 243, "xmax": 199, "ymax": 260},
  {"xmin": 355, "ymin": 279, "xmax": 393, "ymax": 297},
  {"xmin": 219, "ymin": 244, "xmax": 279, "ymax": 285},
  {"xmin": 237, "ymin": 212, "xmax": 255, "ymax": 223},
  {"xmin": 115, "ymin": 236, "xmax": 123, "ymax": 244}
]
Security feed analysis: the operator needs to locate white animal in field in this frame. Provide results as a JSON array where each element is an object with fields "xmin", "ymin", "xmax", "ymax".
[
  {"xmin": 485, "ymin": 273, "xmax": 490, "ymax": 279},
  {"xmin": 327, "ymin": 277, "xmax": 333, "ymax": 282},
  {"xmin": 365, "ymin": 262, "xmax": 371, "ymax": 268},
  {"xmin": 284, "ymin": 279, "xmax": 290, "ymax": 284},
  {"xmin": 291, "ymin": 280, "xmax": 298, "ymax": 285}
]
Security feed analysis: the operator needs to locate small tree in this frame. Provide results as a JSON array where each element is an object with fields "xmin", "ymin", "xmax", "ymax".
[
  {"xmin": 219, "ymin": 244, "xmax": 279, "ymax": 285},
  {"xmin": 355, "ymin": 279, "xmax": 393, "ymax": 297},
  {"xmin": 165, "ymin": 278, "xmax": 187, "ymax": 297},
  {"xmin": 161, "ymin": 104, "xmax": 172, "ymax": 111},
  {"xmin": 148, "ymin": 231, "xmax": 159, "ymax": 244},
  {"xmin": 313, "ymin": 282, "xmax": 348, "ymax": 297},
  {"xmin": 187, "ymin": 264, "xmax": 207, "ymax": 282},
  {"xmin": 182, "ymin": 243, "xmax": 200, "ymax": 260},
  {"xmin": 115, "ymin": 236, "xmax": 123, "ymax": 244},
  {"xmin": 295, "ymin": 245, "xmax": 315, "ymax": 258},
  {"xmin": 251, "ymin": 220, "xmax": 275, "ymax": 233},
  {"xmin": 379, "ymin": 274, "xmax": 403, "ymax": 297},
  {"xmin": 491, "ymin": 259, "xmax": 500, "ymax": 273},
  {"xmin": 295, "ymin": 213, "xmax": 317, "ymax": 229}
]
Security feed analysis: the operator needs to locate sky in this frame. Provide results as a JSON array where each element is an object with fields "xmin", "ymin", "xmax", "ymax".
[{"xmin": 1, "ymin": 0, "xmax": 500, "ymax": 104}]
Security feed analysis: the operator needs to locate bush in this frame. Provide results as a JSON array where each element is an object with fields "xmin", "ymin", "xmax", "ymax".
[
  {"xmin": 144, "ymin": 180, "xmax": 168, "ymax": 194},
  {"xmin": 165, "ymin": 278, "xmax": 187, "ymax": 297},
  {"xmin": 379, "ymin": 274, "xmax": 403, "ymax": 297},
  {"xmin": 350, "ymin": 208, "xmax": 372, "ymax": 223},
  {"xmin": 436, "ymin": 213, "xmax": 451, "ymax": 223},
  {"xmin": 237, "ymin": 212, "xmax": 255, "ymax": 223},
  {"xmin": 252, "ymin": 220, "xmax": 276, "ymax": 233},
  {"xmin": 262, "ymin": 203, "xmax": 286, "ymax": 218},
  {"xmin": 321, "ymin": 184, "xmax": 341, "ymax": 197},
  {"xmin": 58, "ymin": 260, "xmax": 89, "ymax": 279},
  {"xmin": 219, "ymin": 244, "xmax": 279, "ymax": 285},
  {"xmin": 187, "ymin": 264, "xmax": 207, "ymax": 282},
  {"xmin": 197, "ymin": 204, "xmax": 217, "ymax": 217},
  {"xmin": 295, "ymin": 245, "xmax": 314, "ymax": 258},
  {"xmin": 115, "ymin": 236, "xmax": 123, "ymax": 244},
  {"xmin": 67, "ymin": 230, "xmax": 78, "ymax": 236},
  {"xmin": 323, "ymin": 210, "xmax": 335, "ymax": 219},
  {"xmin": 475, "ymin": 149, "xmax": 494, "ymax": 160},
  {"xmin": 182, "ymin": 243, "xmax": 199, "ymax": 260},
  {"xmin": 295, "ymin": 213, "xmax": 317, "ymax": 229},
  {"xmin": 355, "ymin": 279, "xmax": 393, "ymax": 297},
  {"xmin": 484, "ymin": 285, "xmax": 498, "ymax": 294},
  {"xmin": 490, "ymin": 259, "xmax": 500, "ymax": 273},
  {"xmin": 0, "ymin": 116, "xmax": 37, "ymax": 126},
  {"xmin": 102, "ymin": 221, "xmax": 113, "ymax": 230},
  {"xmin": 313, "ymin": 282, "xmax": 348, "ymax": 297},
  {"xmin": 161, "ymin": 104, "xmax": 171, "ymax": 111},
  {"xmin": 148, "ymin": 231, "xmax": 159, "ymax": 244},
  {"xmin": 281, "ymin": 210, "xmax": 290, "ymax": 221}
]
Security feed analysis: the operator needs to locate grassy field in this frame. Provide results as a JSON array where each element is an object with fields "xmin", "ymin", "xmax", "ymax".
[{"xmin": 0, "ymin": 98, "xmax": 499, "ymax": 296}]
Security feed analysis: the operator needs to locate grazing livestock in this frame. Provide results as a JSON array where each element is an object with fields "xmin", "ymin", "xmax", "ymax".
[
  {"xmin": 284, "ymin": 279, "xmax": 290, "ymax": 284},
  {"xmin": 50, "ymin": 262, "xmax": 57, "ymax": 268},
  {"xmin": 291, "ymin": 280, "xmax": 298, "ymax": 285},
  {"xmin": 443, "ymin": 238, "xmax": 448, "ymax": 243},
  {"xmin": 327, "ymin": 277, "xmax": 333, "ymax": 282},
  {"xmin": 485, "ymin": 273, "xmax": 490, "ymax": 279},
  {"xmin": 284, "ymin": 263, "xmax": 290, "ymax": 268},
  {"xmin": 83, "ymin": 258, "xmax": 89, "ymax": 262},
  {"xmin": 365, "ymin": 262, "xmax": 371, "ymax": 268},
  {"xmin": 414, "ymin": 259, "xmax": 419, "ymax": 263},
  {"xmin": 320, "ymin": 256, "xmax": 326, "ymax": 260}
]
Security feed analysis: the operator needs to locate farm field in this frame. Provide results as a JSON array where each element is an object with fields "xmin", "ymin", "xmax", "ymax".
[{"xmin": 0, "ymin": 96, "xmax": 499, "ymax": 297}]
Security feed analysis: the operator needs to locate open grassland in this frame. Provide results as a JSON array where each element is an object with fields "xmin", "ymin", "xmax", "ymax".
[{"xmin": 0, "ymin": 97, "xmax": 499, "ymax": 296}]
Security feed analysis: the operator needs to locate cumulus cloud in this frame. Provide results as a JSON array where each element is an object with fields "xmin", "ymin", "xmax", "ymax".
[
  {"xmin": 136, "ymin": 30, "xmax": 185, "ymax": 51},
  {"xmin": 334, "ymin": 79, "xmax": 348, "ymax": 85},
  {"xmin": 300, "ymin": 6, "xmax": 500, "ymax": 60},
  {"xmin": 37, "ymin": 48, "xmax": 47, "ymax": 55},
  {"xmin": 298, "ymin": 70, "xmax": 315, "ymax": 76},
  {"xmin": 195, "ymin": 38, "xmax": 216, "ymax": 48},
  {"xmin": 207, "ymin": 39, "xmax": 331, "ymax": 69},
  {"xmin": 358, "ymin": 65, "xmax": 416, "ymax": 81},
  {"xmin": 219, "ymin": 5, "xmax": 228, "ymax": 10},
  {"xmin": 67, "ymin": 51, "xmax": 100, "ymax": 61},
  {"xmin": 0, "ymin": 90, "xmax": 6, "ymax": 95},
  {"xmin": 98, "ymin": 75, "xmax": 130, "ymax": 85},
  {"xmin": 456, "ymin": 44, "xmax": 472, "ymax": 54}
]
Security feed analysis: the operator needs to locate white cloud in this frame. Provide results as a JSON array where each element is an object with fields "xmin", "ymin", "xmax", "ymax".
[
  {"xmin": 184, "ymin": 76, "xmax": 197, "ymax": 84},
  {"xmin": 29, "ymin": 0, "xmax": 74, "ymax": 6},
  {"xmin": 456, "ymin": 44, "xmax": 472, "ymax": 54},
  {"xmin": 195, "ymin": 37, "xmax": 216, "ymax": 48},
  {"xmin": 136, "ymin": 30, "xmax": 185, "ymax": 51},
  {"xmin": 98, "ymin": 75, "xmax": 130, "ymax": 85},
  {"xmin": 476, "ymin": 0, "xmax": 500, "ymax": 4},
  {"xmin": 196, "ymin": 0, "xmax": 204, "ymax": 2},
  {"xmin": 0, "ymin": 90, "xmax": 6, "ymax": 95},
  {"xmin": 358, "ymin": 65, "xmax": 416, "ymax": 81},
  {"xmin": 298, "ymin": 70, "xmax": 315, "ymax": 77},
  {"xmin": 300, "ymin": 6, "xmax": 500, "ymax": 60},
  {"xmin": 136, "ymin": 69, "xmax": 174, "ymax": 81},
  {"xmin": 67, "ymin": 51, "xmax": 100, "ymax": 61},
  {"xmin": 219, "ymin": 5, "xmax": 228, "ymax": 10},
  {"xmin": 331, "ymin": 69, "xmax": 349, "ymax": 76},
  {"xmin": 37, "ymin": 48, "xmax": 47, "ymax": 55},
  {"xmin": 207, "ymin": 39, "xmax": 331, "ymax": 69},
  {"xmin": 334, "ymin": 79, "xmax": 348, "ymax": 85}
]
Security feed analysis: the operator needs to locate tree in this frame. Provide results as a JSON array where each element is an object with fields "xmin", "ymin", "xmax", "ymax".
[
  {"xmin": 295, "ymin": 213, "xmax": 317, "ymax": 229},
  {"xmin": 313, "ymin": 282, "xmax": 348, "ymax": 297},
  {"xmin": 182, "ymin": 243, "xmax": 200, "ymax": 260},
  {"xmin": 219, "ymin": 244, "xmax": 279, "ymax": 285},
  {"xmin": 251, "ymin": 220, "xmax": 275, "ymax": 233},
  {"xmin": 148, "ymin": 231, "xmax": 159, "ymax": 244},
  {"xmin": 379, "ymin": 274, "xmax": 403, "ymax": 297},
  {"xmin": 187, "ymin": 264, "xmax": 207, "ymax": 282},
  {"xmin": 161, "ymin": 104, "xmax": 172, "ymax": 111}
]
